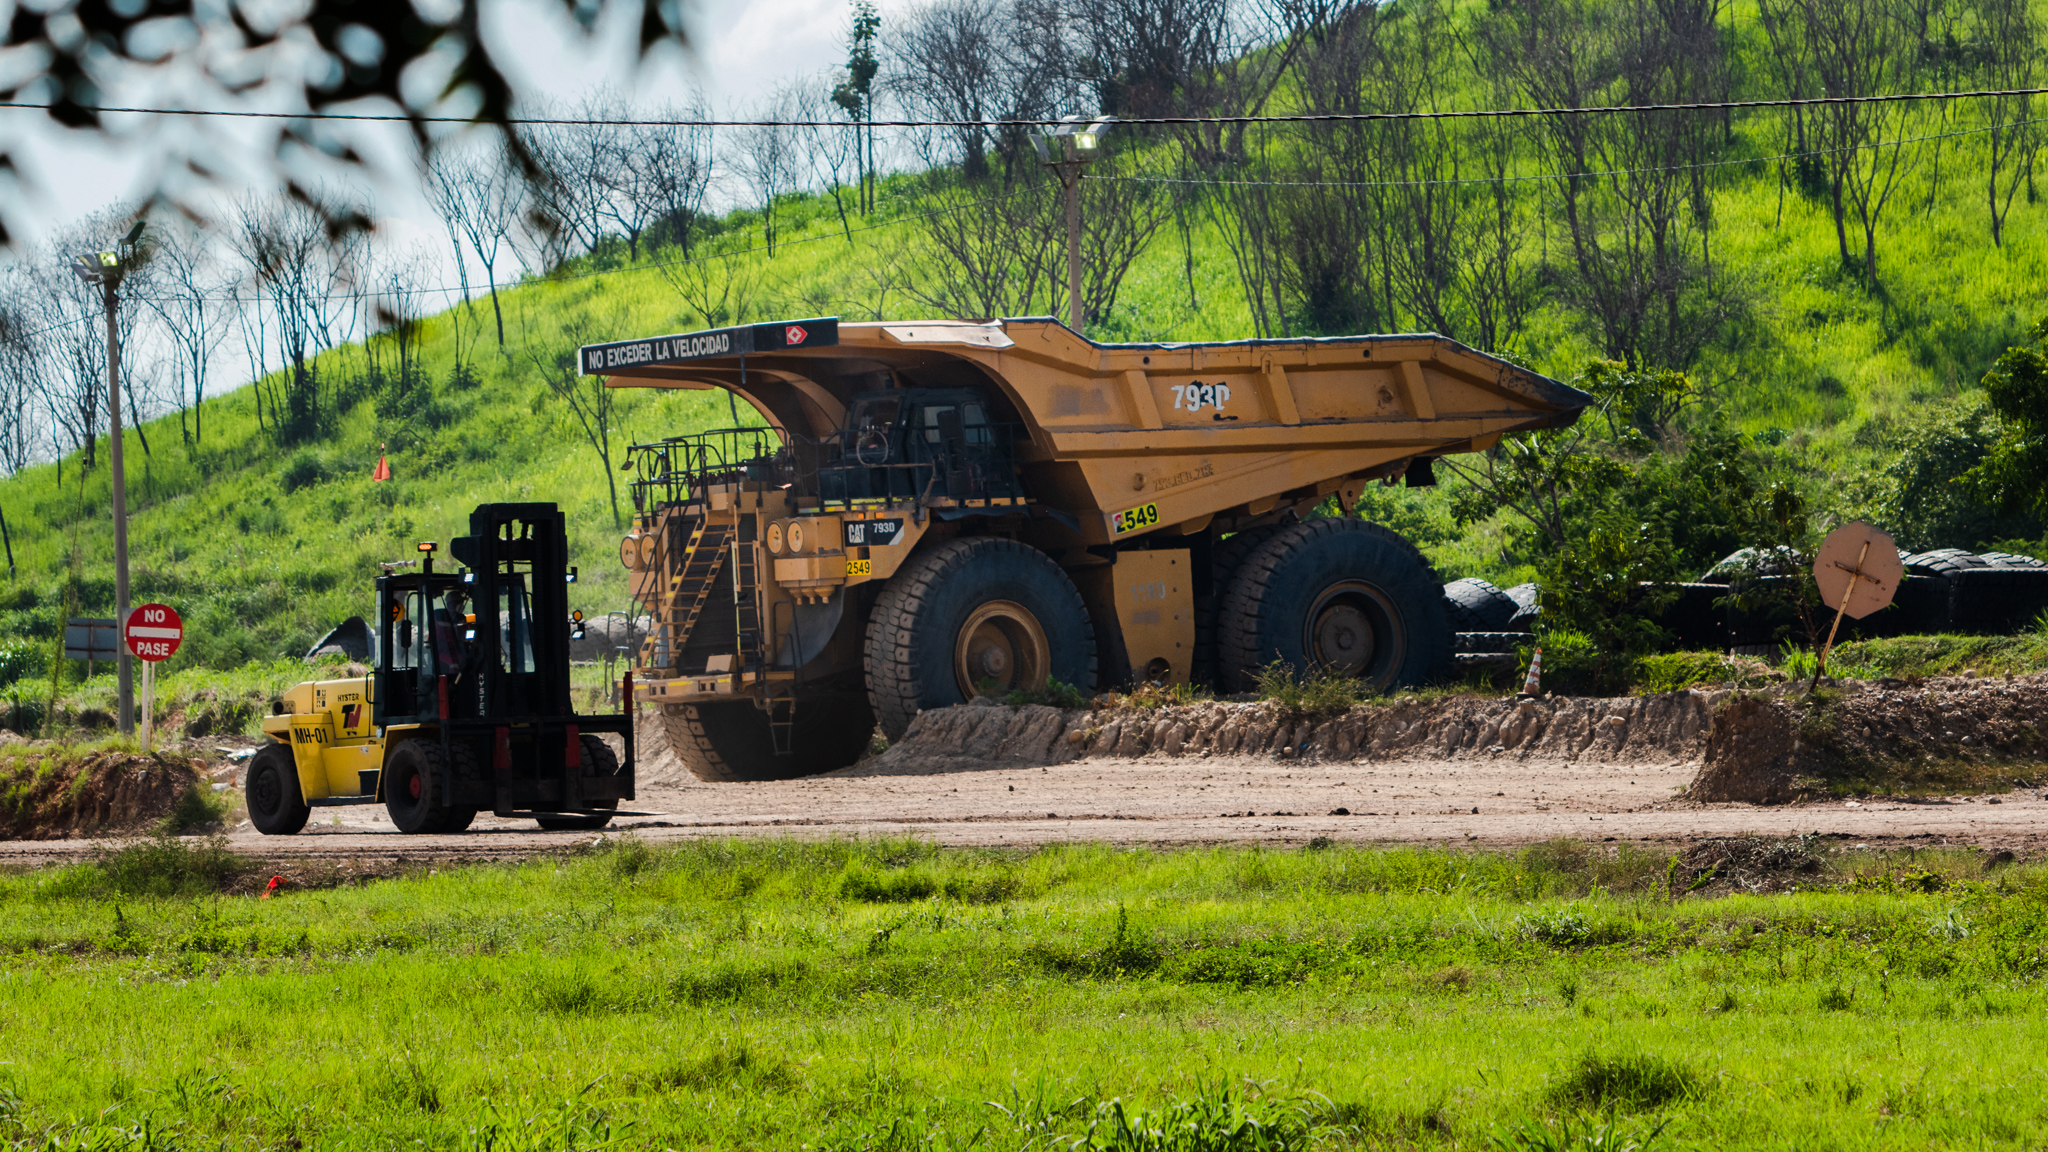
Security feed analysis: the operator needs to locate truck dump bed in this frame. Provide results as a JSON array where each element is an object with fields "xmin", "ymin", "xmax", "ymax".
[
  {"xmin": 582, "ymin": 316, "xmax": 1589, "ymax": 781},
  {"xmin": 585, "ymin": 317, "xmax": 1588, "ymax": 545}
]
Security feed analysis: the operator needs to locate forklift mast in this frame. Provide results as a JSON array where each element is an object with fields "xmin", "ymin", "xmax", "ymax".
[{"xmin": 374, "ymin": 503, "xmax": 578, "ymax": 726}]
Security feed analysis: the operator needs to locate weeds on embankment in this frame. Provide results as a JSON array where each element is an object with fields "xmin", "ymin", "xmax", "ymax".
[{"xmin": 0, "ymin": 836, "xmax": 2040, "ymax": 1149}]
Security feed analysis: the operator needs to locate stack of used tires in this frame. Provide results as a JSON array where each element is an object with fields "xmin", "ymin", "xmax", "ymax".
[
  {"xmin": 1695, "ymin": 546, "xmax": 2048, "ymax": 649},
  {"xmin": 1905, "ymin": 549, "xmax": 2048, "ymax": 634},
  {"xmin": 1443, "ymin": 578, "xmax": 1534, "ymax": 671}
]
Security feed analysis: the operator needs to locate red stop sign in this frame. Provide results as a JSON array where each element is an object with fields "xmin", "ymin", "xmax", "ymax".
[{"xmin": 126, "ymin": 603, "xmax": 183, "ymax": 662}]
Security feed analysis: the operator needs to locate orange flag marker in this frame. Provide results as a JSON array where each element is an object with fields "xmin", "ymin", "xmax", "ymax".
[{"xmin": 372, "ymin": 443, "xmax": 391, "ymax": 482}]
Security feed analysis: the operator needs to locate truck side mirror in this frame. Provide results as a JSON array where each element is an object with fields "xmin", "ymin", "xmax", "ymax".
[{"xmin": 398, "ymin": 621, "xmax": 414, "ymax": 651}]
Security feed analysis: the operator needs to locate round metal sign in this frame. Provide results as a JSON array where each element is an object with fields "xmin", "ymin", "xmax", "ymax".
[{"xmin": 125, "ymin": 603, "xmax": 184, "ymax": 662}]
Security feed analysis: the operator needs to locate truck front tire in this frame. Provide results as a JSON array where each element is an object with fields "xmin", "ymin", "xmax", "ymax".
[
  {"xmin": 245, "ymin": 743, "xmax": 310, "ymax": 836},
  {"xmin": 1219, "ymin": 519, "xmax": 1451, "ymax": 693},
  {"xmin": 660, "ymin": 693, "xmax": 877, "ymax": 781},
  {"xmin": 865, "ymin": 537, "xmax": 1096, "ymax": 740}
]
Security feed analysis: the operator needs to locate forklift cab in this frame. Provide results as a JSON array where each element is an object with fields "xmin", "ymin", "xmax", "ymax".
[{"xmin": 374, "ymin": 503, "xmax": 573, "ymax": 727}]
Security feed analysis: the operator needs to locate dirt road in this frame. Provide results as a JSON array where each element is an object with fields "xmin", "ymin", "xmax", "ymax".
[{"xmin": 2, "ymin": 748, "xmax": 2039, "ymax": 869}]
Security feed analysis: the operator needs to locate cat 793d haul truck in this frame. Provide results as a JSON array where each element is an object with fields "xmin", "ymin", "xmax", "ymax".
[{"xmin": 585, "ymin": 317, "xmax": 1590, "ymax": 781}]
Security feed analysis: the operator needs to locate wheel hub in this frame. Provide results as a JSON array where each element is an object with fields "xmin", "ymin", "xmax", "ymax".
[
  {"xmin": 253, "ymin": 771, "xmax": 278, "ymax": 812},
  {"xmin": 954, "ymin": 600, "xmax": 1050, "ymax": 698},
  {"xmin": 407, "ymin": 773, "xmax": 423, "ymax": 800},
  {"xmin": 1303, "ymin": 580, "xmax": 1404, "ymax": 686},
  {"xmin": 1312, "ymin": 603, "xmax": 1375, "ymax": 674}
]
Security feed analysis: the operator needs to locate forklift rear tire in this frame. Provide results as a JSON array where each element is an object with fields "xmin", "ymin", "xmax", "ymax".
[
  {"xmin": 536, "ymin": 736, "xmax": 619, "ymax": 830},
  {"xmin": 1218, "ymin": 518, "xmax": 1452, "ymax": 694},
  {"xmin": 864, "ymin": 537, "xmax": 1096, "ymax": 740},
  {"xmin": 660, "ymin": 694, "xmax": 877, "ymax": 781},
  {"xmin": 383, "ymin": 739, "xmax": 469, "ymax": 835},
  {"xmin": 245, "ymin": 743, "xmax": 310, "ymax": 836}
]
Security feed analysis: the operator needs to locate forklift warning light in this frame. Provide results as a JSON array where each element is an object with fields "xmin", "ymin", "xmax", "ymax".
[{"xmin": 417, "ymin": 542, "xmax": 437, "ymax": 553}]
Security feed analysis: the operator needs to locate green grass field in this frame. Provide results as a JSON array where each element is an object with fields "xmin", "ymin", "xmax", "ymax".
[{"xmin": 0, "ymin": 837, "xmax": 2040, "ymax": 1150}]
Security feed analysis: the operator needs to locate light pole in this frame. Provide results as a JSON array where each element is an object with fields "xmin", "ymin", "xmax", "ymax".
[
  {"xmin": 1031, "ymin": 115, "xmax": 1116, "ymax": 333},
  {"xmin": 69, "ymin": 221, "xmax": 145, "ymax": 737}
]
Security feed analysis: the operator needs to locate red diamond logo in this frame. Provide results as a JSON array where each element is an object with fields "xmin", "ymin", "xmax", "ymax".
[{"xmin": 785, "ymin": 325, "xmax": 808, "ymax": 345}]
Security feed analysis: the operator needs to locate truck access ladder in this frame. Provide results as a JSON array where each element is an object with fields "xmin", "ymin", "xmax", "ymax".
[{"xmin": 643, "ymin": 516, "xmax": 733, "ymax": 671}]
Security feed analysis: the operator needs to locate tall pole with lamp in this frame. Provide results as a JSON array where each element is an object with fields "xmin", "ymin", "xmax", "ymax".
[
  {"xmin": 1031, "ymin": 116, "xmax": 1116, "ymax": 333},
  {"xmin": 68, "ymin": 221, "xmax": 146, "ymax": 737}
]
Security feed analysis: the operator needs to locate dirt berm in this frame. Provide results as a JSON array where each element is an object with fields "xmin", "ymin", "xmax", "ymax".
[
  {"xmin": 844, "ymin": 691, "xmax": 1716, "ymax": 775},
  {"xmin": 0, "ymin": 748, "xmax": 210, "ymax": 838},
  {"xmin": 845, "ymin": 675, "xmax": 2048, "ymax": 803}
]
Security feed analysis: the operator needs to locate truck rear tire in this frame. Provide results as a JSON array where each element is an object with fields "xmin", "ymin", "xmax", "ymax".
[
  {"xmin": 383, "ymin": 739, "xmax": 468, "ymax": 834},
  {"xmin": 536, "ymin": 735, "xmax": 620, "ymax": 829},
  {"xmin": 1219, "ymin": 519, "xmax": 1451, "ymax": 694},
  {"xmin": 865, "ymin": 537, "xmax": 1096, "ymax": 740},
  {"xmin": 661, "ymin": 694, "xmax": 876, "ymax": 781},
  {"xmin": 245, "ymin": 743, "xmax": 310, "ymax": 836},
  {"xmin": 1192, "ymin": 525, "xmax": 1285, "ymax": 689}
]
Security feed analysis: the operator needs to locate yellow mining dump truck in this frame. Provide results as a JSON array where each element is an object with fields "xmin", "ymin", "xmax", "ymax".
[{"xmin": 582, "ymin": 317, "xmax": 1589, "ymax": 779}]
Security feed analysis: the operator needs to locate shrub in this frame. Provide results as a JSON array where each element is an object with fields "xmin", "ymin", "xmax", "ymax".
[
  {"xmin": 1254, "ymin": 661, "xmax": 1368, "ymax": 714},
  {"xmin": 1546, "ymin": 1053, "xmax": 1703, "ymax": 1111},
  {"xmin": 1004, "ymin": 676, "xmax": 1088, "ymax": 709},
  {"xmin": 280, "ymin": 450, "xmax": 330, "ymax": 493},
  {"xmin": 90, "ymin": 832, "xmax": 252, "ymax": 897}
]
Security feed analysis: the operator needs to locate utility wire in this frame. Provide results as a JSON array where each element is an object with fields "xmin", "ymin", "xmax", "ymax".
[
  {"xmin": 1100, "ymin": 114, "xmax": 2048, "ymax": 190},
  {"xmin": 3, "ymin": 85, "xmax": 2047, "ymax": 128}
]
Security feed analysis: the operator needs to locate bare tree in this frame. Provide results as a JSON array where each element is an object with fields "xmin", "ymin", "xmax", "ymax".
[
  {"xmin": 640, "ymin": 100, "xmax": 717, "ymax": 256},
  {"xmin": 1477, "ymin": 0, "xmax": 1735, "ymax": 368},
  {"xmin": 527, "ymin": 318, "xmax": 625, "ymax": 528},
  {"xmin": 428, "ymin": 145, "xmax": 523, "ymax": 346},
  {"xmin": 1970, "ymin": 0, "xmax": 2041, "ymax": 246},
  {"xmin": 0, "ymin": 269, "xmax": 47, "ymax": 475},
  {"xmin": 660, "ymin": 250, "xmax": 762, "ymax": 329},
  {"xmin": 227, "ymin": 192, "xmax": 366, "ymax": 444},
  {"xmin": 732, "ymin": 88, "xmax": 810, "ymax": 256},
  {"xmin": 136, "ymin": 221, "xmax": 233, "ymax": 449},
  {"xmin": 1759, "ymin": 0, "xmax": 1922, "ymax": 282}
]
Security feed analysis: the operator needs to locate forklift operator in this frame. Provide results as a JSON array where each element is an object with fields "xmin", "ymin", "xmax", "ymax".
[{"xmin": 432, "ymin": 589, "xmax": 470, "ymax": 673}]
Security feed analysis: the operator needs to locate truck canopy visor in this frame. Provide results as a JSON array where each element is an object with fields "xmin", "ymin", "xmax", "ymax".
[{"xmin": 579, "ymin": 318, "xmax": 839, "ymax": 375}]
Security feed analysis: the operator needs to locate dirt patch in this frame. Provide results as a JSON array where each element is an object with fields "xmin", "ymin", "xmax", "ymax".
[
  {"xmin": 1688, "ymin": 675, "xmax": 2048, "ymax": 803},
  {"xmin": 845, "ymin": 691, "xmax": 1716, "ymax": 777},
  {"xmin": 0, "ymin": 750, "xmax": 209, "ymax": 839}
]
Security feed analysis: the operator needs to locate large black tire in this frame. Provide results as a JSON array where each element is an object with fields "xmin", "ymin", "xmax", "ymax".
[
  {"xmin": 1904, "ymin": 548, "xmax": 1987, "ymax": 577},
  {"xmin": 1443, "ymin": 577, "xmax": 1518, "ymax": 632},
  {"xmin": 245, "ymin": 742, "xmax": 310, "ymax": 836},
  {"xmin": 536, "ymin": 735, "xmax": 620, "ymax": 830},
  {"xmin": 661, "ymin": 693, "xmax": 877, "ymax": 781},
  {"xmin": 1192, "ymin": 525, "xmax": 1286, "ymax": 689},
  {"xmin": 865, "ymin": 537, "xmax": 1096, "ymax": 740},
  {"xmin": 383, "ymin": 739, "xmax": 467, "ymax": 834},
  {"xmin": 1218, "ymin": 519, "xmax": 1451, "ymax": 694}
]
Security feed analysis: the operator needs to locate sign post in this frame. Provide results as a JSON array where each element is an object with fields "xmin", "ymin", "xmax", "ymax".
[
  {"xmin": 1810, "ymin": 522, "xmax": 1903, "ymax": 686},
  {"xmin": 124, "ymin": 604, "xmax": 183, "ymax": 751}
]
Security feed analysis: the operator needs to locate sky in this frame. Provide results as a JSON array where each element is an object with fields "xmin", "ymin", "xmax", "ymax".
[{"xmin": 2, "ymin": 0, "xmax": 909, "ymax": 315}]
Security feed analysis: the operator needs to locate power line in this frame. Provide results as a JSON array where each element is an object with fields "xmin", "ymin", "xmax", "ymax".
[
  {"xmin": 3, "ymin": 86, "xmax": 2047, "ymax": 129},
  {"xmin": 1101, "ymin": 115, "xmax": 2048, "ymax": 191}
]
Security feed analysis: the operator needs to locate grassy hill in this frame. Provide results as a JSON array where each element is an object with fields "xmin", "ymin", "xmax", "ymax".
[{"xmin": 4, "ymin": 85, "xmax": 2048, "ymax": 688}]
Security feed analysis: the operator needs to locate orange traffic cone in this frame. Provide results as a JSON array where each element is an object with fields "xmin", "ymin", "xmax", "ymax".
[{"xmin": 372, "ymin": 443, "xmax": 391, "ymax": 482}]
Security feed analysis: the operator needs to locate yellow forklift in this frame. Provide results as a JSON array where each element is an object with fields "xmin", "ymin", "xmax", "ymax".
[{"xmin": 245, "ymin": 503, "xmax": 636, "ymax": 834}]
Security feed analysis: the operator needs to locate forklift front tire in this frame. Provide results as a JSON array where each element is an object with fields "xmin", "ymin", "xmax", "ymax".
[
  {"xmin": 536, "ymin": 735, "xmax": 618, "ymax": 831},
  {"xmin": 383, "ymin": 739, "xmax": 466, "ymax": 834},
  {"xmin": 245, "ymin": 743, "xmax": 310, "ymax": 836}
]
